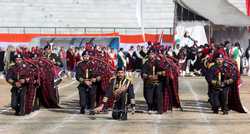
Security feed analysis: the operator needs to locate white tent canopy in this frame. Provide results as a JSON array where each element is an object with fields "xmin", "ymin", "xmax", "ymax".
[
  {"xmin": 175, "ymin": 21, "xmax": 208, "ymax": 46},
  {"xmin": 176, "ymin": 0, "xmax": 250, "ymax": 26}
]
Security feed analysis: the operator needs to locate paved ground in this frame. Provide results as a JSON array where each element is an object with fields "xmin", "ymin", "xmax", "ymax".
[{"xmin": 0, "ymin": 76, "xmax": 250, "ymax": 134}]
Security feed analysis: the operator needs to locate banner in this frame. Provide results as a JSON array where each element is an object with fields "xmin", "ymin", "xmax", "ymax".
[{"xmin": 0, "ymin": 33, "xmax": 173, "ymax": 49}]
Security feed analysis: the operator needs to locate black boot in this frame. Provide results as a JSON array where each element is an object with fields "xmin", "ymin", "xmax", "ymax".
[
  {"xmin": 158, "ymin": 111, "xmax": 163, "ymax": 114},
  {"xmin": 80, "ymin": 107, "xmax": 85, "ymax": 114},
  {"xmin": 15, "ymin": 107, "xmax": 21, "ymax": 116},
  {"xmin": 120, "ymin": 112, "xmax": 127, "ymax": 120},
  {"xmin": 212, "ymin": 108, "xmax": 219, "ymax": 114},
  {"xmin": 112, "ymin": 111, "xmax": 120, "ymax": 120},
  {"xmin": 223, "ymin": 110, "xmax": 228, "ymax": 115},
  {"xmin": 14, "ymin": 110, "xmax": 19, "ymax": 116},
  {"xmin": 89, "ymin": 110, "xmax": 95, "ymax": 115}
]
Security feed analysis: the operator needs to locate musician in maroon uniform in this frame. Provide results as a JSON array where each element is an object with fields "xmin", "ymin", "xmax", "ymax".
[
  {"xmin": 142, "ymin": 50, "xmax": 165, "ymax": 114},
  {"xmin": 95, "ymin": 67, "xmax": 135, "ymax": 120},
  {"xmin": 76, "ymin": 51, "xmax": 100, "ymax": 115},
  {"xmin": 6, "ymin": 54, "xmax": 39, "ymax": 115}
]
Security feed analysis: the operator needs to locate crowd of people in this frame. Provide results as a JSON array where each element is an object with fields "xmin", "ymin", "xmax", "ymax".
[
  {"xmin": 1, "ymin": 38, "xmax": 248, "ymax": 119},
  {"xmin": 2, "ymin": 42, "xmax": 181, "ymax": 119},
  {"xmin": 117, "ymin": 40, "xmax": 250, "ymax": 77},
  {"xmin": 1, "ymin": 39, "xmax": 249, "ymax": 79},
  {"xmin": 4, "ymin": 46, "xmax": 63, "ymax": 115}
]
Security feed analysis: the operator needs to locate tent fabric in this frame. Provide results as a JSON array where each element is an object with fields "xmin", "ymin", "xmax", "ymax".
[
  {"xmin": 176, "ymin": 0, "xmax": 250, "ymax": 26},
  {"xmin": 175, "ymin": 23, "xmax": 208, "ymax": 47}
]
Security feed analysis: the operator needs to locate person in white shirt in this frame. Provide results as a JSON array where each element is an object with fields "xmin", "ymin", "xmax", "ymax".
[{"xmin": 230, "ymin": 42, "xmax": 242, "ymax": 71}]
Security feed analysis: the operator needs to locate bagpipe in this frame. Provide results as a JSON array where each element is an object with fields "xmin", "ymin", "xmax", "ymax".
[
  {"xmin": 146, "ymin": 45, "xmax": 182, "ymax": 111},
  {"xmin": 112, "ymin": 78, "xmax": 130, "ymax": 100},
  {"xmin": 204, "ymin": 53, "xmax": 247, "ymax": 113},
  {"xmin": 80, "ymin": 50, "xmax": 116, "ymax": 91},
  {"xmin": 6, "ymin": 56, "xmax": 63, "ymax": 109}
]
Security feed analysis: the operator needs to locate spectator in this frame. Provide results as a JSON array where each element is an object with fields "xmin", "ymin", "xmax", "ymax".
[
  {"xmin": 59, "ymin": 47, "xmax": 67, "ymax": 75},
  {"xmin": 0, "ymin": 47, "xmax": 4, "ymax": 71},
  {"xmin": 66, "ymin": 47, "xmax": 76, "ymax": 78},
  {"xmin": 173, "ymin": 44, "xmax": 181, "ymax": 59},
  {"xmin": 117, "ymin": 48, "xmax": 127, "ymax": 69},
  {"xmin": 4, "ymin": 45, "xmax": 15, "ymax": 72},
  {"xmin": 132, "ymin": 45, "xmax": 143, "ymax": 72},
  {"xmin": 230, "ymin": 42, "xmax": 242, "ymax": 71},
  {"xmin": 109, "ymin": 48, "xmax": 117, "ymax": 68}
]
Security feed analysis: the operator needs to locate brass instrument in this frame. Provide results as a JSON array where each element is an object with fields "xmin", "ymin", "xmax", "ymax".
[{"xmin": 86, "ymin": 69, "xmax": 89, "ymax": 79}]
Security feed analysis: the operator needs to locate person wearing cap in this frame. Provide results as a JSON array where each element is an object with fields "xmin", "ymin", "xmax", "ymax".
[
  {"xmin": 206, "ymin": 53, "xmax": 237, "ymax": 114},
  {"xmin": 141, "ymin": 50, "xmax": 164, "ymax": 114},
  {"xmin": 76, "ymin": 51, "xmax": 99, "ymax": 115},
  {"xmin": 45, "ymin": 46, "xmax": 62, "ymax": 67},
  {"xmin": 6, "ymin": 54, "xmax": 28, "ymax": 115},
  {"xmin": 59, "ymin": 47, "xmax": 67, "ymax": 74},
  {"xmin": 95, "ymin": 67, "xmax": 135, "ymax": 120}
]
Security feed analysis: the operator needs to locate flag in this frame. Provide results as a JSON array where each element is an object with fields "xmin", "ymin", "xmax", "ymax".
[{"xmin": 246, "ymin": 0, "xmax": 250, "ymax": 16}]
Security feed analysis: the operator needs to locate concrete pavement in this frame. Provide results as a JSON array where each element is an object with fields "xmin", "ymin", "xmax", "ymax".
[{"xmin": 0, "ymin": 77, "xmax": 250, "ymax": 134}]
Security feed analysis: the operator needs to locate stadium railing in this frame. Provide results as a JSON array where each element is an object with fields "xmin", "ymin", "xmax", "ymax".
[{"xmin": 0, "ymin": 27, "xmax": 173, "ymax": 35}]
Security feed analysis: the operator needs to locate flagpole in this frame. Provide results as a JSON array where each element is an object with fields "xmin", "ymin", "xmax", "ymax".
[
  {"xmin": 137, "ymin": 0, "xmax": 145, "ymax": 42},
  {"xmin": 141, "ymin": 0, "xmax": 145, "ymax": 42},
  {"xmin": 173, "ymin": 1, "xmax": 178, "ymax": 48}
]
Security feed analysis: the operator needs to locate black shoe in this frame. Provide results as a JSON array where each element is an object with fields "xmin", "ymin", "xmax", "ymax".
[
  {"xmin": 89, "ymin": 111, "xmax": 95, "ymax": 115},
  {"xmin": 207, "ymin": 98, "xmax": 210, "ymax": 102},
  {"xmin": 19, "ymin": 111, "xmax": 25, "ymax": 116},
  {"xmin": 120, "ymin": 112, "xmax": 127, "ymax": 120},
  {"xmin": 80, "ymin": 107, "xmax": 85, "ymax": 114},
  {"xmin": 158, "ymin": 110, "xmax": 163, "ymax": 114},
  {"xmin": 213, "ymin": 110, "xmax": 219, "ymax": 114},
  {"xmin": 14, "ymin": 112, "xmax": 19, "ymax": 116},
  {"xmin": 158, "ymin": 112, "xmax": 163, "ymax": 115},
  {"xmin": 223, "ymin": 111, "xmax": 228, "ymax": 115},
  {"xmin": 15, "ymin": 108, "xmax": 20, "ymax": 116},
  {"xmin": 112, "ymin": 112, "xmax": 120, "ymax": 120}
]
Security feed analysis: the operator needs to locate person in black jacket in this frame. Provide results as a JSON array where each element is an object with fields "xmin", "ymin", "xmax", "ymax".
[
  {"xmin": 141, "ymin": 50, "xmax": 164, "ymax": 114},
  {"xmin": 6, "ymin": 55, "xmax": 28, "ymax": 115},
  {"xmin": 95, "ymin": 67, "xmax": 135, "ymax": 120},
  {"xmin": 245, "ymin": 43, "xmax": 250, "ymax": 76},
  {"xmin": 76, "ymin": 51, "xmax": 99, "ymax": 115},
  {"xmin": 0, "ymin": 47, "xmax": 5, "ymax": 72}
]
